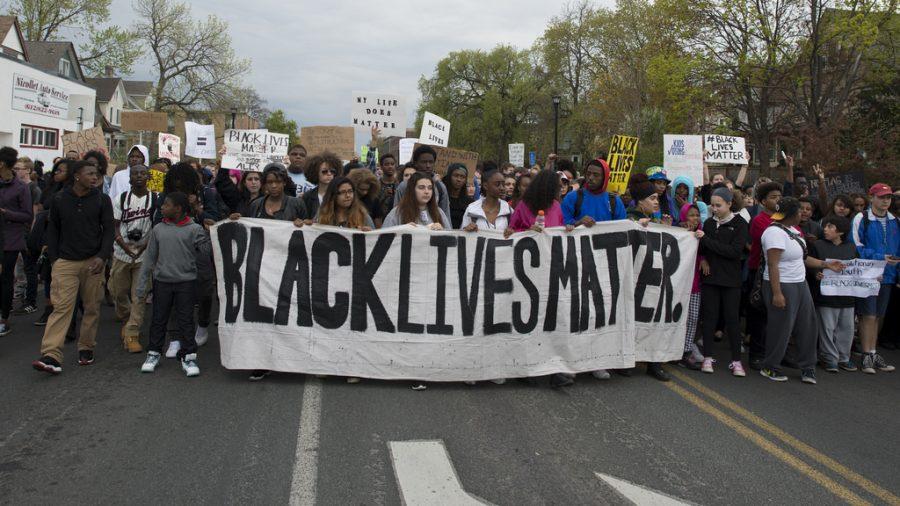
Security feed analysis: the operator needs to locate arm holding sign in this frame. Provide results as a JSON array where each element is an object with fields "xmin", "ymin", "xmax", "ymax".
[
  {"xmin": 735, "ymin": 152, "xmax": 749, "ymax": 187},
  {"xmin": 813, "ymin": 165, "xmax": 829, "ymax": 214}
]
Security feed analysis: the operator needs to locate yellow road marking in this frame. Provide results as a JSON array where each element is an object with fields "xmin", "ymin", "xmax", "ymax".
[
  {"xmin": 665, "ymin": 381, "xmax": 871, "ymax": 506},
  {"xmin": 668, "ymin": 368, "xmax": 900, "ymax": 506}
]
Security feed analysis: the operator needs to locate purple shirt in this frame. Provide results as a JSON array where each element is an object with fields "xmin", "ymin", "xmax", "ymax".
[{"xmin": 0, "ymin": 177, "xmax": 33, "ymax": 251}]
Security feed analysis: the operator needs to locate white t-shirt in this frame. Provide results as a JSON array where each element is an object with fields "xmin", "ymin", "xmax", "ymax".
[
  {"xmin": 112, "ymin": 191, "xmax": 155, "ymax": 264},
  {"xmin": 762, "ymin": 225, "xmax": 807, "ymax": 282}
]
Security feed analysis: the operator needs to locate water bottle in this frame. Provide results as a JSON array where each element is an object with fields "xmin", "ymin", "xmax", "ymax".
[{"xmin": 536, "ymin": 210, "xmax": 545, "ymax": 228}]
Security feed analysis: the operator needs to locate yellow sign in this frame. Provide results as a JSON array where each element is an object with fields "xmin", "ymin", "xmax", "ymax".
[{"xmin": 606, "ymin": 135, "xmax": 639, "ymax": 195}]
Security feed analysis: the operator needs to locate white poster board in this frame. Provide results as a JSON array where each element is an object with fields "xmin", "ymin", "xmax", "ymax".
[
  {"xmin": 351, "ymin": 91, "xmax": 407, "ymax": 138},
  {"xmin": 663, "ymin": 134, "xmax": 704, "ymax": 186},
  {"xmin": 821, "ymin": 259, "xmax": 886, "ymax": 297},
  {"xmin": 704, "ymin": 134, "xmax": 747, "ymax": 165},
  {"xmin": 158, "ymin": 133, "xmax": 181, "ymax": 163},
  {"xmin": 221, "ymin": 129, "xmax": 290, "ymax": 171},
  {"xmin": 184, "ymin": 122, "xmax": 217, "ymax": 159},
  {"xmin": 509, "ymin": 143, "xmax": 525, "ymax": 166},
  {"xmin": 419, "ymin": 112, "xmax": 450, "ymax": 147},
  {"xmin": 398, "ymin": 138, "xmax": 418, "ymax": 164}
]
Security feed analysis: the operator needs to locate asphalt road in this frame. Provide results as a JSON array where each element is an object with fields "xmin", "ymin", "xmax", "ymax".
[{"xmin": 1, "ymin": 301, "xmax": 898, "ymax": 505}]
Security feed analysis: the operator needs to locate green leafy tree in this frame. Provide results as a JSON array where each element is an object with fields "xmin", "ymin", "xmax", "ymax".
[{"xmin": 264, "ymin": 109, "xmax": 299, "ymax": 146}]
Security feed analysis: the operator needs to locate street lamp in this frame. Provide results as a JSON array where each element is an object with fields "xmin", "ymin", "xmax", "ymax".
[
  {"xmin": 552, "ymin": 96, "xmax": 561, "ymax": 156},
  {"xmin": 230, "ymin": 107, "xmax": 237, "ymax": 129}
]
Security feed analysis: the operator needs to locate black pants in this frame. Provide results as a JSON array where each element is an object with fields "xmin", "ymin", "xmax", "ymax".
[
  {"xmin": 197, "ymin": 278, "xmax": 213, "ymax": 328},
  {"xmin": 0, "ymin": 251, "xmax": 21, "ymax": 319},
  {"xmin": 701, "ymin": 284, "xmax": 743, "ymax": 362},
  {"xmin": 745, "ymin": 269, "xmax": 767, "ymax": 360},
  {"xmin": 149, "ymin": 280, "xmax": 197, "ymax": 358},
  {"xmin": 19, "ymin": 250, "xmax": 37, "ymax": 306}
]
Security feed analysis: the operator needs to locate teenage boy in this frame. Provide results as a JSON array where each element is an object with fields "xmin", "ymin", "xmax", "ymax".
[
  {"xmin": 286, "ymin": 144, "xmax": 312, "ymax": 194},
  {"xmin": 109, "ymin": 145, "xmax": 149, "ymax": 198},
  {"xmin": 746, "ymin": 182, "xmax": 783, "ymax": 369},
  {"xmin": 378, "ymin": 153, "xmax": 399, "ymax": 213},
  {"xmin": 392, "ymin": 145, "xmax": 451, "ymax": 217}
]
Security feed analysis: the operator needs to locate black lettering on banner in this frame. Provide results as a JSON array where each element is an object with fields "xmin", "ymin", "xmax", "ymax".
[
  {"xmin": 544, "ymin": 236, "xmax": 580, "ymax": 332},
  {"xmin": 579, "ymin": 236, "xmax": 605, "ymax": 330},
  {"xmin": 659, "ymin": 233, "xmax": 683, "ymax": 323},
  {"xmin": 427, "ymin": 236, "xmax": 455, "ymax": 335},
  {"xmin": 457, "ymin": 236, "xmax": 485, "ymax": 336},
  {"xmin": 351, "ymin": 233, "xmax": 396, "ymax": 332},
  {"xmin": 630, "ymin": 229, "xmax": 661, "ymax": 323},
  {"xmin": 512, "ymin": 237, "xmax": 540, "ymax": 333},
  {"xmin": 483, "ymin": 239, "xmax": 513, "ymax": 335},
  {"xmin": 310, "ymin": 232, "xmax": 351, "ymax": 329},
  {"xmin": 592, "ymin": 232, "xmax": 628, "ymax": 325},
  {"xmin": 274, "ymin": 230, "xmax": 312, "ymax": 327},
  {"xmin": 244, "ymin": 227, "xmax": 274, "ymax": 323},
  {"xmin": 217, "ymin": 222, "xmax": 246, "ymax": 323},
  {"xmin": 398, "ymin": 234, "xmax": 424, "ymax": 333}
]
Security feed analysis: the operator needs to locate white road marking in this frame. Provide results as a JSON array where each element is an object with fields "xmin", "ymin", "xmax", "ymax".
[
  {"xmin": 595, "ymin": 472, "xmax": 694, "ymax": 505},
  {"xmin": 389, "ymin": 440, "xmax": 492, "ymax": 506},
  {"xmin": 289, "ymin": 377, "xmax": 322, "ymax": 506}
]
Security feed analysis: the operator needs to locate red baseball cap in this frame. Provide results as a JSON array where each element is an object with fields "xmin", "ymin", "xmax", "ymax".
[{"xmin": 869, "ymin": 183, "xmax": 892, "ymax": 197}]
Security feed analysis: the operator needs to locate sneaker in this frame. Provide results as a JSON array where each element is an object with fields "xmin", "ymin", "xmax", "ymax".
[
  {"xmin": 801, "ymin": 368, "xmax": 817, "ymax": 385},
  {"xmin": 141, "ymin": 352, "xmax": 161, "ymax": 373},
  {"xmin": 346, "ymin": 377, "xmax": 361, "ymax": 384},
  {"xmin": 646, "ymin": 363, "xmax": 671, "ymax": 382},
  {"xmin": 701, "ymin": 358, "xmax": 715, "ymax": 374},
  {"xmin": 181, "ymin": 353, "xmax": 200, "ymax": 377},
  {"xmin": 78, "ymin": 350, "xmax": 94, "ymax": 366},
  {"xmin": 591, "ymin": 369, "xmax": 611, "ymax": 380},
  {"xmin": 34, "ymin": 306, "xmax": 52, "ymax": 326},
  {"xmin": 838, "ymin": 360, "xmax": 858, "ymax": 372},
  {"xmin": 678, "ymin": 356, "xmax": 702, "ymax": 371},
  {"xmin": 549, "ymin": 373, "xmax": 574, "ymax": 388},
  {"xmin": 872, "ymin": 353, "xmax": 895, "ymax": 372},
  {"xmin": 13, "ymin": 304, "xmax": 37, "ymax": 315},
  {"xmin": 823, "ymin": 362, "xmax": 839, "ymax": 373},
  {"xmin": 248, "ymin": 369, "xmax": 271, "ymax": 381},
  {"xmin": 195, "ymin": 326, "xmax": 209, "ymax": 347},
  {"xmin": 860, "ymin": 353, "xmax": 876, "ymax": 374},
  {"xmin": 489, "ymin": 378, "xmax": 506, "ymax": 385},
  {"xmin": 760, "ymin": 368, "xmax": 788, "ymax": 382},
  {"xmin": 32, "ymin": 356, "xmax": 62, "ymax": 374},
  {"xmin": 729, "ymin": 361, "xmax": 746, "ymax": 377},
  {"xmin": 165, "ymin": 340, "xmax": 181, "ymax": 359},
  {"xmin": 411, "ymin": 383, "xmax": 428, "ymax": 391},
  {"xmin": 0, "ymin": 321, "xmax": 10, "ymax": 337}
]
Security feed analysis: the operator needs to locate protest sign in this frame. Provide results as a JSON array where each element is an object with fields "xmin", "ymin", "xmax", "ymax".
[
  {"xmin": 529, "ymin": 151, "xmax": 536, "ymax": 166},
  {"xmin": 61, "ymin": 126, "xmax": 106, "ymax": 157},
  {"xmin": 351, "ymin": 91, "xmax": 407, "ymax": 138},
  {"xmin": 807, "ymin": 172, "xmax": 866, "ymax": 200},
  {"xmin": 821, "ymin": 259, "xmax": 886, "ymax": 298},
  {"xmin": 121, "ymin": 111, "xmax": 168, "ymax": 132},
  {"xmin": 414, "ymin": 143, "xmax": 478, "ymax": 182},
  {"xmin": 704, "ymin": 135, "xmax": 747, "ymax": 165},
  {"xmin": 184, "ymin": 122, "xmax": 217, "ymax": 159},
  {"xmin": 158, "ymin": 133, "xmax": 180, "ymax": 163},
  {"xmin": 663, "ymin": 135, "xmax": 704, "ymax": 187},
  {"xmin": 419, "ymin": 112, "xmax": 450, "ymax": 147},
  {"xmin": 399, "ymin": 138, "xmax": 418, "ymax": 164},
  {"xmin": 221, "ymin": 129, "xmax": 290, "ymax": 171},
  {"xmin": 509, "ymin": 144, "xmax": 525, "ymax": 166},
  {"xmin": 607, "ymin": 135, "xmax": 639, "ymax": 195},
  {"xmin": 211, "ymin": 220, "xmax": 697, "ymax": 379},
  {"xmin": 148, "ymin": 169, "xmax": 165, "ymax": 193},
  {"xmin": 300, "ymin": 126, "xmax": 355, "ymax": 161}
]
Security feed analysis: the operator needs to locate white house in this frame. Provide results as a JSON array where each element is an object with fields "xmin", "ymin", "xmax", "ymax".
[
  {"xmin": 0, "ymin": 16, "xmax": 96, "ymax": 165},
  {"xmin": 86, "ymin": 70, "xmax": 154, "ymax": 154}
]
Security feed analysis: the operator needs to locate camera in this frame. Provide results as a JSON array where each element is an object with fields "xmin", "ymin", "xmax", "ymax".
[{"xmin": 126, "ymin": 229, "xmax": 144, "ymax": 242}]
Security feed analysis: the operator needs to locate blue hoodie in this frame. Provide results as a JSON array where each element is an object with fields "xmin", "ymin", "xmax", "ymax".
[{"xmin": 666, "ymin": 175, "xmax": 695, "ymax": 226}]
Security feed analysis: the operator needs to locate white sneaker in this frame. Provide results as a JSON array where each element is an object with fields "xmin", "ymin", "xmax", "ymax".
[
  {"xmin": 489, "ymin": 378, "xmax": 506, "ymax": 385},
  {"xmin": 195, "ymin": 326, "xmax": 209, "ymax": 347},
  {"xmin": 141, "ymin": 351, "xmax": 161, "ymax": 373},
  {"xmin": 165, "ymin": 340, "xmax": 181, "ymax": 359},
  {"xmin": 181, "ymin": 353, "xmax": 200, "ymax": 377},
  {"xmin": 591, "ymin": 369, "xmax": 611, "ymax": 380}
]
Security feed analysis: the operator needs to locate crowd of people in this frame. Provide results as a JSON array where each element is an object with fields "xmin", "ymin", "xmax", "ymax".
[{"xmin": 1, "ymin": 130, "xmax": 897, "ymax": 388}]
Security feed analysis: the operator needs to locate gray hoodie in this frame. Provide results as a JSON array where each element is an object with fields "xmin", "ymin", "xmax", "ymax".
[{"xmin": 136, "ymin": 217, "xmax": 210, "ymax": 298}]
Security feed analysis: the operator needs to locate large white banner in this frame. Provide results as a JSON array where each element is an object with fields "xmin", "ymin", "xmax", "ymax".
[
  {"xmin": 821, "ymin": 259, "xmax": 886, "ymax": 297},
  {"xmin": 211, "ymin": 220, "xmax": 698, "ymax": 380},
  {"xmin": 184, "ymin": 122, "xmax": 217, "ymax": 159},
  {"xmin": 664, "ymin": 134, "xmax": 704, "ymax": 186},
  {"xmin": 419, "ymin": 112, "xmax": 450, "ymax": 147},
  {"xmin": 12, "ymin": 73, "xmax": 70, "ymax": 119},
  {"xmin": 351, "ymin": 91, "xmax": 407, "ymax": 138},
  {"xmin": 221, "ymin": 129, "xmax": 290, "ymax": 171}
]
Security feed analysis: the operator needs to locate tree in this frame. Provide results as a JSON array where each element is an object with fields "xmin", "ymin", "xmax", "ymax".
[
  {"xmin": 264, "ymin": 110, "xmax": 299, "ymax": 147},
  {"xmin": 5, "ymin": 0, "xmax": 142, "ymax": 77},
  {"xmin": 133, "ymin": 0, "xmax": 251, "ymax": 112}
]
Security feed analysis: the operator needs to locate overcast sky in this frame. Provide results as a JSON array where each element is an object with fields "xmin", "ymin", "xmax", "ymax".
[{"xmin": 105, "ymin": 0, "xmax": 598, "ymax": 135}]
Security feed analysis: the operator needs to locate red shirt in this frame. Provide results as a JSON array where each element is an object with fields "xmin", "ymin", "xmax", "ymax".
[{"xmin": 748, "ymin": 211, "xmax": 801, "ymax": 269}]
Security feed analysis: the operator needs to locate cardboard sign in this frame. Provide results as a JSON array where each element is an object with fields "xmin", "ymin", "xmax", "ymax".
[
  {"xmin": 351, "ymin": 91, "xmax": 407, "ymax": 138},
  {"xmin": 821, "ymin": 259, "xmax": 886, "ymax": 297},
  {"xmin": 509, "ymin": 143, "xmax": 525, "ymax": 166},
  {"xmin": 704, "ymin": 134, "xmax": 747, "ymax": 165},
  {"xmin": 184, "ymin": 122, "xmax": 217, "ymax": 159},
  {"xmin": 607, "ymin": 135, "xmax": 639, "ymax": 195},
  {"xmin": 121, "ymin": 111, "xmax": 168, "ymax": 132},
  {"xmin": 221, "ymin": 129, "xmax": 290, "ymax": 171},
  {"xmin": 663, "ymin": 134, "xmax": 704, "ymax": 187},
  {"xmin": 61, "ymin": 126, "xmax": 106, "ymax": 158},
  {"xmin": 399, "ymin": 138, "xmax": 418, "ymax": 164},
  {"xmin": 807, "ymin": 172, "xmax": 867, "ymax": 199},
  {"xmin": 419, "ymin": 112, "xmax": 450, "ymax": 147},
  {"xmin": 12, "ymin": 73, "xmax": 69, "ymax": 119},
  {"xmin": 158, "ymin": 133, "xmax": 180, "ymax": 163},
  {"xmin": 414, "ymin": 143, "xmax": 478, "ymax": 182},
  {"xmin": 300, "ymin": 126, "xmax": 355, "ymax": 161}
]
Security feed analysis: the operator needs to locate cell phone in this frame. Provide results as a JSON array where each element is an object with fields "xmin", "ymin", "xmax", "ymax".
[{"xmin": 780, "ymin": 150, "xmax": 787, "ymax": 161}]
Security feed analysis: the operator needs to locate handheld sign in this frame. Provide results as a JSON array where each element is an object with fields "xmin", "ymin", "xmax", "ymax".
[
  {"xmin": 351, "ymin": 91, "xmax": 407, "ymax": 138},
  {"xmin": 121, "ymin": 111, "xmax": 168, "ymax": 132},
  {"xmin": 221, "ymin": 129, "xmax": 290, "ymax": 171},
  {"xmin": 158, "ymin": 133, "xmax": 181, "ymax": 163},
  {"xmin": 398, "ymin": 138, "xmax": 418, "ymax": 164},
  {"xmin": 807, "ymin": 172, "xmax": 867, "ymax": 200},
  {"xmin": 704, "ymin": 135, "xmax": 747, "ymax": 165},
  {"xmin": 62, "ymin": 126, "xmax": 107, "ymax": 158},
  {"xmin": 419, "ymin": 112, "xmax": 450, "ymax": 147},
  {"xmin": 607, "ymin": 135, "xmax": 639, "ymax": 195},
  {"xmin": 509, "ymin": 144, "xmax": 525, "ymax": 166},
  {"xmin": 184, "ymin": 122, "xmax": 217, "ymax": 159},
  {"xmin": 299, "ymin": 126, "xmax": 355, "ymax": 161},
  {"xmin": 821, "ymin": 259, "xmax": 886, "ymax": 297},
  {"xmin": 663, "ymin": 134, "xmax": 704, "ymax": 187},
  {"xmin": 414, "ymin": 143, "xmax": 478, "ymax": 182}
]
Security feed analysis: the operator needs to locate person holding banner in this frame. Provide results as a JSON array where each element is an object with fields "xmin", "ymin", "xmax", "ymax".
[
  {"xmin": 392, "ymin": 145, "xmax": 451, "ymax": 219},
  {"xmin": 561, "ymin": 158, "xmax": 626, "ymax": 226},
  {"xmin": 851, "ymin": 183, "xmax": 899, "ymax": 374},
  {"xmin": 760, "ymin": 197, "xmax": 844, "ymax": 384},
  {"xmin": 301, "ymin": 153, "xmax": 341, "ymax": 218},
  {"xmin": 508, "ymin": 170, "xmax": 565, "ymax": 235},
  {"xmin": 382, "ymin": 172, "xmax": 451, "ymax": 230},
  {"xmin": 461, "ymin": 169, "xmax": 512, "ymax": 232},
  {"xmin": 315, "ymin": 177, "xmax": 375, "ymax": 231}
]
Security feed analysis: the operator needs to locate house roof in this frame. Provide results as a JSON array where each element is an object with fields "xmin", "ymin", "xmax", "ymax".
[
  {"xmin": 22, "ymin": 40, "xmax": 84, "ymax": 81},
  {"xmin": 0, "ymin": 16, "xmax": 29, "ymax": 60},
  {"xmin": 85, "ymin": 76, "xmax": 121, "ymax": 102},
  {"xmin": 123, "ymin": 80, "xmax": 153, "ymax": 97}
]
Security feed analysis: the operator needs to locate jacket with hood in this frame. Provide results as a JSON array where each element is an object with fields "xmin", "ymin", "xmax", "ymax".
[
  {"xmin": 667, "ymin": 175, "xmax": 695, "ymax": 226},
  {"xmin": 851, "ymin": 209, "xmax": 900, "ymax": 285},
  {"xmin": 109, "ymin": 144, "xmax": 150, "ymax": 198},
  {"xmin": 700, "ymin": 211, "xmax": 749, "ymax": 288},
  {"xmin": 0, "ymin": 175, "xmax": 33, "ymax": 251},
  {"xmin": 460, "ymin": 198, "xmax": 513, "ymax": 231},
  {"xmin": 680, "ymin": 203, "xmax": 703, "ymax": 293},
  {"xmin": 561, "ymin": 158, "xmax": 627, "ymax": 224}
]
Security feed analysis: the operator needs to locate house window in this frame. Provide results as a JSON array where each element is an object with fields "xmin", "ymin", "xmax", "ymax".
[
  {"xmin": 116, "ymin": 109, "xmax": 120, "ymax": 124},
  {"xmin": 58, "ymin": 59, "xmax": 71, "ymax": 77},
  {"xmin": 19, "ymin": 125, "xmax": 60, "ymax": 149}
]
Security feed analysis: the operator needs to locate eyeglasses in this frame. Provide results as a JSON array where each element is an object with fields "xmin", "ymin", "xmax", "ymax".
[{"xmin": 337, "ymin": 189, "xmax": 354, "ymax": 196}]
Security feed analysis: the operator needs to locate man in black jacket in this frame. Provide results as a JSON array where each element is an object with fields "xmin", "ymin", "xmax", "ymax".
[{"xmin": 32, "ymin": 161, "xmax": 114, "ymax": 374}]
